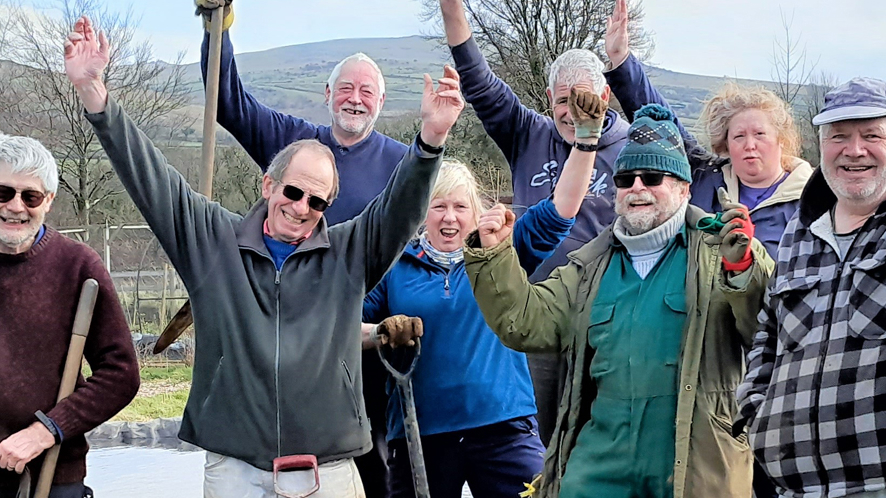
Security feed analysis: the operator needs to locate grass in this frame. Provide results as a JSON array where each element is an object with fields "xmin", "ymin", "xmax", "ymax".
[{"xmin": 112, "ymin": 389, "xmax": 190, "ymax": 422}]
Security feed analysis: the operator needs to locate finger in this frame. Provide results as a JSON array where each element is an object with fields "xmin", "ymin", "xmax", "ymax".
[
  {"xmin": 719, "ymin": 220, "xmax": 746, "ymax": 239},
  {"xmin": 443, "ymin": 64, "xmax": 460, "ymax": 82},
  {"xmin": 717, "ymin": 187, "xmax": 734, "ymax": 208},
  {"xmin": 437, "ymin": 77, "xmax": 460, "ymax": 89},
  {"xmin": 14, "ymin": 459, "xmax": 25, "ymax": 474},
  {"xmin": 720, "ymin": 209, "xmax": 749, "ymax": 223},
  {"xmin": 480, "ymin": 219, "xmax": 503, "ymax": 233},
  {"xmin": 67, "ymin": 32, "xmax": 84, "ymax": 42},
  {"xmin": 413, "ymin": 318, "xmax": 423, "ymax": 338},
  {"xmin": 63, "ymin": 39, "xmax": 75, "ymax": 56},
  {"xmin": 423, "ymin": 73, "xmax": 433, "ymax": 95},
  {"xmin": 504, "ymin": 209, "xmax": 516, "ymax": 227},
  {"xmin": 436, "ymin": 89, "xmax": 462, "ymax": 100},
  {"xmin": 99, "ymin": 30, "xmax": 109, "ymax": 56}
]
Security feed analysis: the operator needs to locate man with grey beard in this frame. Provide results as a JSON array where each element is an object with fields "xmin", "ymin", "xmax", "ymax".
[
  {"xmin": 736, "ymin": 77, "xmax": 886, "ymax": 498},
  {"xmin": 462, "ymin": 103, "xmax": 774, "ymax": 498}
]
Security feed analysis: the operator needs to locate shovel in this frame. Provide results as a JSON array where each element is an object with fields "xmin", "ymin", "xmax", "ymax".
[
  {"xmin": 154, "ymin": 4, "xmax": 225, "ymax": 354},
  {"xmin": 377, "ymin": 339, "xmax": 430, "ymax": 498},
  {"xmin": 30, "ymin": 279, "xmax": 99, "ymax": 498}
]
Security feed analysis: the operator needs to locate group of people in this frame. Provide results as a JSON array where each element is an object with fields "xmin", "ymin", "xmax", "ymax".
[{"xmin": 2, "ymin": 0, "xmax": 886, "ymax": 497}]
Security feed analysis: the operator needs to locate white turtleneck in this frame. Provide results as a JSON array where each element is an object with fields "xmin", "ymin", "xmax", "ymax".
[{"xmin": 613, "ymin": 200, "xmax": 689, "ymax": 279}]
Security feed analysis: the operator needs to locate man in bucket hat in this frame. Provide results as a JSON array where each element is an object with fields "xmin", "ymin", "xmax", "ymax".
[
  {"xmin": 463, "ymin": 103, "xmax": 773, "ymax": 498},
  {"xmin": 737, "ymin": 77, "xmax": 886, "ymax": 498}
]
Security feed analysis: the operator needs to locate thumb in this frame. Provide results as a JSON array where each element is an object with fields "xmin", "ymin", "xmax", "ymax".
[
  {"xmin": 99, "ymin": 30, "xmax": 109, "ymax": 57},
  {"xmin": 423, "ymin": 73, "xmax": 433, "ymax": 96},
  {"xmin": 717, "ymin": 187, "xmax": 733, "ymax": 207},
  {"xmin": 504, "ymin": 209, "xmax": 516, "ymax": 228}
]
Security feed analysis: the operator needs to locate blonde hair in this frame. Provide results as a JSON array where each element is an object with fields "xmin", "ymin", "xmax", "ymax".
[
  {"xmin": 429, "ymin": 160, "xmax": 486, "ymax": 226},
  {"xmin": 700, "ymin": 82, "xmax": 801, "ymax": 170}
]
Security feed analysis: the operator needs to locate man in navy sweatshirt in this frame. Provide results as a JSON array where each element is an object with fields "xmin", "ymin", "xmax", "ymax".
[
  {"xmin": 194, "ymin": 2, "xmax": 408, "ymax": 493},
  {"xmin": 439, "ymin": 0, "xmax": 630, "ymax": 445}
]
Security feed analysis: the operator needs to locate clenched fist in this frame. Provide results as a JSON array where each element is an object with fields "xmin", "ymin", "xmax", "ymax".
[
  {"xmin": 373, "ymin": 315, "xmax": 423, "ymax": 348},
  {"xmin": 705, "ymin": 188, "xmax": 755, "ymax": 272},
  {"xmin": 569, "ymin": 86, "xmax": 609, "ymax": 140},
  {"xmin": 477, "ymin": 204, "xmax": 516, "ymax": 248}
]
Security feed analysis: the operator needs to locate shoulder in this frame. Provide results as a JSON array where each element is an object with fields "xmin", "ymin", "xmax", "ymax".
[{"xmin": 45, "ymin": 228, "xmax": 114, "ymax": 284}]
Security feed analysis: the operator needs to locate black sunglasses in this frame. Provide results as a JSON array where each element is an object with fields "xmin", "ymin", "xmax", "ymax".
[
  {"xmin": 0, "ymin": 185, "xmax": 47, "ymax": 208},
  {"xmin": 281, "ymin": 184, "xmax": 330, "ymax": 212},
  {"xmin": 612, "ymin": 171, "xmax": 673, "ymax": 189}
]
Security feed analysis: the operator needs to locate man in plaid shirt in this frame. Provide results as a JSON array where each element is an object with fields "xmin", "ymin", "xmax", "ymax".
[{"xmin": 737, "ymin": 77, "xmax": 886, "ymax": 498}]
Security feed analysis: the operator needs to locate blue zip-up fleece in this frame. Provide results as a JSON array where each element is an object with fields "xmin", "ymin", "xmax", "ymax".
[
  {"xmin": 201, "ymin": 32, "xmax": 407, "ymax": 225},
  {"xmin": 605, "ymin": 54, "xmax": 813, "ymax": 257},
  {"xmin": 363, "ymin": 198, "xmax": 572, "ymax": 440},
  {"xmin": 450, "ymin": 37, "xmax": 629, "ymax": 281}
]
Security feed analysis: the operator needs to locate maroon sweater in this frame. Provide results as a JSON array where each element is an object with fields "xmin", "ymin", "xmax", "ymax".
[{"xmin": 0, "ymin": 227, "xmax": 139, "ymax": 487}]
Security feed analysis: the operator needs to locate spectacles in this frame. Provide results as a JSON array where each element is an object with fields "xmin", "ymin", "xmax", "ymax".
[
  {"xmin": 281, "ymin": 184, "xmax": 330, "ymax": 212},
  {"xmin": 0, "ymin": 185, "xmax": 47, "ymax": 208},
  {"xmin": 612, "ymin": 171, "xmax": 673, "ymax": 189}
]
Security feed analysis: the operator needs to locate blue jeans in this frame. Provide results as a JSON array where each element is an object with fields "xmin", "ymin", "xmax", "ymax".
[{"xmin": 387, "ymin": 416, "xmax": 545, "ymax": 498}]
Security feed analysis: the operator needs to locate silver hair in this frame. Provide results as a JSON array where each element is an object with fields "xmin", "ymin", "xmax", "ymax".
[
  {"xmin": 266, "ymin": 139, "xmax": 340, "ymax": 202},
  {"xmin": 327, "ymin": 53, "xmax": 386, "ymax": 95},
  {"xmin": 0, "ymin": 134, "xmax": 58, "ymax": 194},
  {"xmin": 548, "ymin": 49, "xmax": 607, "ymax": 95}
]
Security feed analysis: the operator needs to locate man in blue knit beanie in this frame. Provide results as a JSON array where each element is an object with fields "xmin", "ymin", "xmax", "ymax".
[{"xmin": 465, "ymin": 103, "xmax": 776, "ymax": 497}]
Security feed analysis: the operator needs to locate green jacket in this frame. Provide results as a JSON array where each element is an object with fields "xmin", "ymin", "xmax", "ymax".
[{"xmin": 464, "ymin": 205, "xmax": 774, "ymax": 498}]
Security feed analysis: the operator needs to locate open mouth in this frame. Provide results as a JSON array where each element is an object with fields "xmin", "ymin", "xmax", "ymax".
[
  {"xmin": 282, "ymin": 211, "xmax": 306, "ymax": 225},
  {"xmin": 0, "ymin": 215, "xmax": 28, "ymax": 225},
  {"xmin": 440, "ymin": 228, "xmax": 459, "ymax": 238},
  {"xmin": 343, "ymin": 108, "xmax": 366, "ymax": 116},
  {"xmin": 840, "ymin": 165, "xmax": 874, "ymax": 173}
]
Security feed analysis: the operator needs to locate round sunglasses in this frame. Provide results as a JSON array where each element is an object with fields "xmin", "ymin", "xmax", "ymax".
[
  {"xmin": 0, "ymin": 185, "xmax": 47, "ymax": 208},
  {"xmin": 612, "ymin": 171, "xmax": 675, "ymax": 189},
  {"xmin": 281, "ymin": 184, "xmax": 330, "ymax": 212}
]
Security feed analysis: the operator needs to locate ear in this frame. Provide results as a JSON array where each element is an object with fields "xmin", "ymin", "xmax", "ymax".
[
  {"xmin": 324, "ymin": 84, "xmax": 331, "ymax": 105},
  {"xmin": 546, "ymin": 88, "xmax": 554, "ymax": 108},
  {"xmin": 599, "ymin": 85, "xmax": 611, "ymax": 103},
  {"xmin": 378, "ymin": 92, "xmax": 386, "ymax": 110},
  {"xmin": 261, "ymin": 174, "xmax": 274, "ymax": 200},
  {"xmin": 44, "ymin": 192, "xmax": 55, "ymax": 212}
]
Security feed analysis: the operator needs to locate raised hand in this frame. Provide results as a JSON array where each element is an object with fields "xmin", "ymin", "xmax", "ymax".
[
  {"xmin": 605, "ymin": 0, "xmax": 630, "ymax": 68},
  {"xmin": 714, "ymin": 188, "xmax": 755, "ymax": 272},
  {"xmin": 64, "ymin": 16, "xmax": 109, "ymax": 88},
  {"xmin": 568, "ymin": 86, "xmax": 609, "ymax": 140},
  {"xmin": 419, "ymin": 65, "xmax": 465, "ymax": 148},
  {"xmin": 477, "ymin": 204, "xmax": 516, "ymax": 248}
]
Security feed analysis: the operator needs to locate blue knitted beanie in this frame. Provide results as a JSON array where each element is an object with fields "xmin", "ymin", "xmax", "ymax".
[{"xmin": 615, "ymin": 104, "xmax": 692, "ymax": 183}]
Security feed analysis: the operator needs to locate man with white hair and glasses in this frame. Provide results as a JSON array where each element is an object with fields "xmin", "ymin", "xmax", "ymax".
[
  {"xmin": 438, "ymin": 0, "xmax": 630, "ymax": 445},
  {"xmin": 0, "ymin": 134, "xmax": 139, "ymax": 498}
]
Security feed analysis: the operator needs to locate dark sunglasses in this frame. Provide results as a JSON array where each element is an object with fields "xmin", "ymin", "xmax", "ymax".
[
  {"xmin": 612, "ymin": 171, "xmax": 673, "ymax": 189},
  {"xmin": 281, "ymin": 184, "xmax": 330, "ymax": 212},
  {"xmin": 0, "ymin": 185, "xmax": 47, "ymax": 208}
]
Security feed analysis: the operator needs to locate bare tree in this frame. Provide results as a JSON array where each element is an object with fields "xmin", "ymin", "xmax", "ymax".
[
  {"xmin": 421, "ymin": 0, "xmax": 654, "ymax": 114},
  {"xmin": 799, "ymin": 71, "xmax": 839, "ymax": 166},
  {"xmin": 771, "ymin": 9, "xmax": 818, "ymax": 106},
  {"xmin": 4, "ymin": 0, "xmax": 190, "ymax": 225}
]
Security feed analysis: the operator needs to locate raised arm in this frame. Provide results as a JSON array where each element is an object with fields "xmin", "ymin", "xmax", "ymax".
[
  {"xmin": 440, "ymin": 0, "xmax": 542, "ymax": 166},
  {"xmin": 200, "ymin": 25, "xmax": 318, "ymax": 170},
  {"xmin": 604, "ymin": 0, "xmax": 709, "ymax": 162},
  {"xmin": 355, "ymin": 66, "xmax": 464, "ymax": 289},
  {"xmin": 66, "ymin": 16, "xmax": 232, "ymax": 279}
]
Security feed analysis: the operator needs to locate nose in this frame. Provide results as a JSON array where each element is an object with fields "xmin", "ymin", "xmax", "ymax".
[
  {"xmin": 347, "ymin": 91, "xmax": 362, "ymax": 105},
  {"xmin": 629, "ymin": 176, "xmax": 647, "ymax": 192},
  {"xmin": 843, "ymin": 135, "xmax": 868, "ymax": 158},
  {"xmin": 290, "ymin": 195, "xmax": 311, "ymax": 215},
  {"xmin": 744, "ymin": 135, "xmax": 757, "ymax": 150},
  {"xmin": 2, "ymin": 193, "xmax": 26, "ymax": 213},
  {"xmin": 442, "ymin": 207, "xmax": 457, "ymax": 222}
]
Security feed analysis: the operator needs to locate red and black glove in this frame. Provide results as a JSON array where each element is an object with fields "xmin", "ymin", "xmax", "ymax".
[{"xmin": 716, "ymin": 188, "xmax": 755, "ymax": 272}]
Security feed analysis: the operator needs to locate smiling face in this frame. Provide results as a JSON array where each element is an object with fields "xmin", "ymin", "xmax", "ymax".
[
  {"xmin": 547, "ymin": 81, "xmax": 610, "ymax": 145},
  {"xmin": 325, "ymin": 59, "xmax": 385, "ymax": 143},
  {"xmin": 0, "ymin": 163, "xmax": 54, "ymax": 254},
  {"xmin": 726, "ymin": 108, "xmax": 785, "ymax": 187},
  {"xmin": 262, "ymin": 148, "xmax": 335, "ymax": 244},
  {"xmin": 821, "ymin": 118, "xmax": 886, "ymax": 206},
  {"xmin": 614, "ymin": 172, "xmax": 689, "ymax": 235},
  {"xmin": 424, "ymin": 186, "xmax": 477, "ymax": 253}
]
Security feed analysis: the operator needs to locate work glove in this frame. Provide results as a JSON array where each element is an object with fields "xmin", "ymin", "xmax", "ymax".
[
  {"xmin": 371, "ymin": 315, "xmax": 423, "ymax": 348},
  {"xmin": 195, "ymin": 0, "xmax": 234, "ymax": 31},
  {"xmin": 705, "ymin": 187, "xmax": 755, "ymax": 273},
  {"xmin": 568, "ymin": 87, "xmax": 609, "ymax": 140}
]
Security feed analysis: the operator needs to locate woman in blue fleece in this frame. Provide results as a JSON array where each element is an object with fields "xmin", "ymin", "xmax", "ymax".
[{"xmin": 362, "ymin": 90, "xmax": 607, "ymax": 498}]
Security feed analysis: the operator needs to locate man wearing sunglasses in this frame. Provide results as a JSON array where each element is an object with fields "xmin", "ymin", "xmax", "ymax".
[
  {"xmin": 465, "ymin": 104, "xmax": 774, "ymax": 498},
  {"xmin": 0, "ymin": 134, "xmax": 140, "ymax": 498},
  {"xmin": 65, "ymin": 15, "xmax": 463, "ymax": 498}
]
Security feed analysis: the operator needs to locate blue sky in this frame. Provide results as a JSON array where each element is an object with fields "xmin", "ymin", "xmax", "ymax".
[{"xmin": 19, "ymin": 0, "xmax": 886, "ymax": 81}]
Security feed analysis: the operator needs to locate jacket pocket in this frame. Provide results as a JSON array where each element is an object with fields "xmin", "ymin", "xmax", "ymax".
[
  {"xmin": 848, "ymin": 257, "xmax": 886, "ymax": 340},
  {"xmin": 664, "ymin": 291, "xmax": 688, "ymax": 314},
  {"xmin": 771, "ymin": 275, "xmax": 822, "ymax": 353},
  {"xmin": 341, "ymin": 360, "xmax": 364, "ymax": 426},
  {"xmin": 712, "ymin": 414, "xmax": 748, "ymax": 447}
]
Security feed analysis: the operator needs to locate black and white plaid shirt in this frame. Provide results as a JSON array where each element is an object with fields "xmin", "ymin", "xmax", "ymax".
[{"xmin": 737, "ymin": 171, "xmax": 886, "ymax": 497}]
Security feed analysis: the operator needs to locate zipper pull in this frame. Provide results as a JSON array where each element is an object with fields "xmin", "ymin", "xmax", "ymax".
[{"xmin": 275, "ymin": 271, "xmax": 281, "ymax": 285}]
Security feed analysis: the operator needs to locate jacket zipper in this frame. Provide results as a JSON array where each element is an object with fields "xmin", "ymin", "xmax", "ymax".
[
  {"xmin": 341, "ymin": 360, "xmax": 363, "ymax": 426},
  {"xmin": 275, "ymin": 270, "xmax": 282, "ymax": 457},
  {"xmin": 443, "ymin": 273, "xmax": 450, "ymax": 298}
]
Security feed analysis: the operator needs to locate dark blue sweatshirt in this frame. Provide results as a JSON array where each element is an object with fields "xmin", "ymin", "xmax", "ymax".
[
  {"xmin": 450, "ymin": 37, "xmax": 629, "ymax": 281},
  {"xmin": 201, "ymin": 32, "xmax": 408, "ymax": 225}
]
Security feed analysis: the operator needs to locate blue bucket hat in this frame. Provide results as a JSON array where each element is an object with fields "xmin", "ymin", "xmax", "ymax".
[
  {"xmin": 615, "ymin": 104, "xmax": 692, "ymax": 183},
  {"xmin": 812, "ymin": 77, "xmax": 886, "ymax": 125}
]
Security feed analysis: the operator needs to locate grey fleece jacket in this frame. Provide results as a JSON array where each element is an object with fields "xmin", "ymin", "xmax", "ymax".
[{"xmin": 86, "ymin": 97, "xmax": 442, "ymax": 469}]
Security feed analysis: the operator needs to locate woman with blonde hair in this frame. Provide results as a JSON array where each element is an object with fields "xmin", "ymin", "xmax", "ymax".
[
  {"xmin": 362, "ymin": 91, "xmax": 609, "ymax": 497},
  {"xmin": 604, "ymin": 0, "xmax": 812, "ymax": 256}
]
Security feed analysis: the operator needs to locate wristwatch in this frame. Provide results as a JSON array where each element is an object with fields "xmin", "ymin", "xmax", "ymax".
[
  {"xmin": 35, "ymin": 410, "xmax": 62, "ymax": 445},
  {"xmin": 416, "ymin": 133, "xmax": 445, "ymax": 155},
  {"xmin": 573, "ymin": 141, "xmax": 599, "ymax": 152}
]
